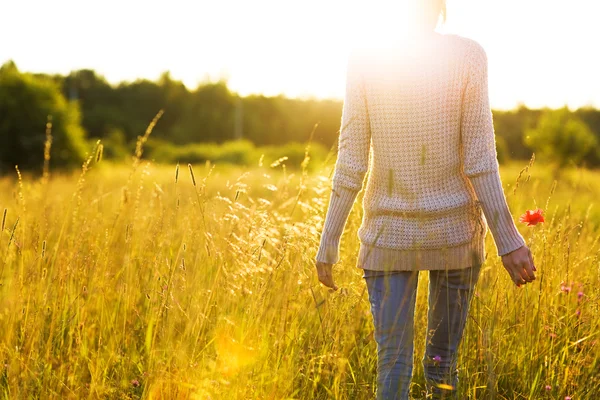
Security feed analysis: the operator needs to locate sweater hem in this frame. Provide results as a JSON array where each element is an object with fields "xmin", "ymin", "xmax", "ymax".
[{"xmin": 356, "ymin": 230, "xmax": 485, "ymax": 272}]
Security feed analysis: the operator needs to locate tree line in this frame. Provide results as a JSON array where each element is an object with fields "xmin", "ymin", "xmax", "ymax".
[{"xmin": 1, "ymin": 60, "xmax": 599, "ymax": 173}]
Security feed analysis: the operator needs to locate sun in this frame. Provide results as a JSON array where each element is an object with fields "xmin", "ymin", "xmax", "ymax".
[{"xmin": 346, "ymin": 1, "xmax": 443, "ymax": 49}]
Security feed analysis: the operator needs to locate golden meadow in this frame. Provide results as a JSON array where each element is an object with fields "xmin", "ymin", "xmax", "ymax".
[{"xmin": 1, "ymin": 132, "xmax": 599, "ymax": 399}]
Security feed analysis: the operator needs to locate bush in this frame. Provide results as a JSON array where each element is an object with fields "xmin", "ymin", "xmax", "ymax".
[
  {"xmin": 93, "ymin": 128, "xmax": 130, "ymax": 161},
  {"xmin": 0, "ymin": 62, "xmax": 88, "ymax": 173},
  {"xmin": 495, "ymin": 135, "xmax": 510, "ymax": 164},
  {"xmin": 145, "ymin": 139, "xmax": 328, "ymax": 171},
  {"xmin": 260, "ymin": 142, "xmax": 329, "ymax": 169},
  {"xmin": 525, "ymin": 107, "xmax": 598, "ymax": 168}
]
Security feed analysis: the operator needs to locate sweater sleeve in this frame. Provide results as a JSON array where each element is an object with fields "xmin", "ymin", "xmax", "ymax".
[
  {"xmin": 330, "ymin": 51, "xmax": 372, "ymax": 193},
  {"xmin": 315, "ymin": 186, "xmax": 360, "ymax": 264},
  {"xmin": 461, "ymin": 41, "xmax": 525, "ymax": 256},
  {"xmin": 461, "ymin": 41, "xmax": 498, "ymax": 177},
  {"xmin": 470, "ymin": 172, "xmax": 525, "ymax": 256},
  {"xmin": 315, "ymin": 52, "xmax": 371, "ymax": 264}
]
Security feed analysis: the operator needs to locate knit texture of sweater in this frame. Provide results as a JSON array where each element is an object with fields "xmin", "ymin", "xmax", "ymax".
[{"xmin": 315, "ymin": 33, "xmax": 525, "ymax": 272}]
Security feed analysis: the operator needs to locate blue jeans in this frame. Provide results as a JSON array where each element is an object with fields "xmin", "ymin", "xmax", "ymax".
[{"xmin": 363, "ymin": 264, "xmax": 481, "ymax": 399}]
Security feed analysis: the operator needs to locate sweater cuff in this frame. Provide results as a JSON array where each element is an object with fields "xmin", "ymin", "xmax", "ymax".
[
  {"xmin": 469, "ymin": 171, "xmax": 526, "ymax": 256},
  {"xmin": 315, "ymin": 185, "xmax": 360, "ymax": 264}
]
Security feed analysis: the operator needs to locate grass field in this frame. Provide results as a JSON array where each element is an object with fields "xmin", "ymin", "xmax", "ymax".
[{"xmin": 1, "ymin": 147, "xmax": 599, "ymax": 399}]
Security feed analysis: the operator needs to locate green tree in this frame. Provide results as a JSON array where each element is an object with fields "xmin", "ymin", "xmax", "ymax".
[
  {"xmin": 525, "ymin": 107, "xmax": 598, "ymax": 168},
  {"xmin": 61, "ymin": 69, "xmax": 121, "ymax": 138},
  {"xmin": 574, "ymin": 106, "xmax": 600, "ymax": 166},
  {"xmin": 493, "ymin": 104, "xmax": 538, "ymax": 160},
  {"xmin": 172, "ymin": 81, "xmax": 236, "ymax": 144},
  {"xmin": 0, "ymin": 61, "xmax": 88, "ymax": 173}
]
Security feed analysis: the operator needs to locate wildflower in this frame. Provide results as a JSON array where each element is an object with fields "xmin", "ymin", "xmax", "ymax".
[
  {"xmin": 131, "ymin": 379, "xmax": 140, "ymax": 387},
  {"xmin": 549, "ymin": 333, "xmax": 558, "ymax": 339},
  {"xmin": 565, "ymin": 397, "xmax": 572, "ymax": 400},
  {"xmin": 519, "ymin": 208, "xmax": 545, "ymax": 226},
  {"xmin": 576, "ymin": 309, "xmax": 581, "ymax": 317},
  {"xmin": 577, "ymin": 291, "xmax": 584, "ymax": 300},
  {"xmin": 544, "ymin": 385, "xmax": 552, "ymax": 391},
  {"xmin": 433, "ymin": 355, "xmax": 442, "ymax": 363},
  {"xmin": 560, "ymin": 282, "xmax": 572, "ymax": 294}
]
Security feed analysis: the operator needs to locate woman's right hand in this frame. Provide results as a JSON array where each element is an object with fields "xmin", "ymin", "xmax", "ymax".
[{"xmin": 501, "ymin": 245, "xmax": 536, "ymax": 287}]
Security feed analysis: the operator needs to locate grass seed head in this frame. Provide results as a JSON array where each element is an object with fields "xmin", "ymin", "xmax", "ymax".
[
  {"xmin": 188, "ymin": 164, "xmax": 196, "ymax": 186},
  {"xmin": 43, "ymin": 117, "xmax": 53, "ymax": 182},
  {"xmin": 95, "ymin": 143, "xmax": 104, "ymax": 163}
]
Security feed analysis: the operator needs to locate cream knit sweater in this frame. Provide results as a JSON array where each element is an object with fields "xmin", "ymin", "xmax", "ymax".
[{"xmin": 315, "ymin": 33, "xmax": 525, "ymax": 272}]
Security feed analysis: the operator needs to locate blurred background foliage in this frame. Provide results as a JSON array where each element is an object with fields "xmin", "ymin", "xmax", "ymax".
[
  {"xmin": 0, "ymin": 61, "xmax": 88, "ymax": 171},
  {"xmin": 1, "ymin": 60, "xmax": 600, "ymax": 173}
]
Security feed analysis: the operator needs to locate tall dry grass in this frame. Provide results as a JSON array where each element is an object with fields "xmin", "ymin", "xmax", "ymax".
[{"xmin": 0, "ymin": 132, "xmax": 599, "ymax": 399}]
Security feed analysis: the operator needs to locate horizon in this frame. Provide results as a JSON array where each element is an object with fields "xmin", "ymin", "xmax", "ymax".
[
  {"xmin": 1, "ymin": 0, "xmax": 598, "ymax": 110},
  {"xmin": 3, "ymin": 62, "xmax": 598, "ymax": 113}
]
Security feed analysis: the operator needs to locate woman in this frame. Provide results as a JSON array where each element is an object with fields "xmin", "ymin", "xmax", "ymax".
[{"xmin": 314, "ymin": 1, "xmax": 536, "ymax": 399}]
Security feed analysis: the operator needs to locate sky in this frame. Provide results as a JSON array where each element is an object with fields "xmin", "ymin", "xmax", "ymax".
[{"xmin": 1, "ymin": 0, "xmax": 599, "ymax": 110}]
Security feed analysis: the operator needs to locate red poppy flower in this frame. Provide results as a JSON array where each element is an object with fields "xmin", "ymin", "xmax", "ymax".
[{"xmin": 519, "ymin": 208, "xmax": 545, "ymax": 226}]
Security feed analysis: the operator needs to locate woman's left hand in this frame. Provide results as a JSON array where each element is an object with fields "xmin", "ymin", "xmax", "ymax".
[{"xmin": 315, "ymin": 261, "xmax": 338, "ymax": 290}]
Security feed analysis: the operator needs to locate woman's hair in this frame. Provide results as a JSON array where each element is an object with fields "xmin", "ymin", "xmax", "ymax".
[
  {"xmin": 362, "ymin": 0, "xmax": 447, "ymax": 42},
  {"xmin": 424, "ymin": 0, "xmax": 447, "ymax": 27},
  {"xmin": 438, "ymin": 0, "xmax": 447, "ymax": 23},
  {"xmin": 397, "ymin": 0, "xmax": 448, "ymax": 30}
]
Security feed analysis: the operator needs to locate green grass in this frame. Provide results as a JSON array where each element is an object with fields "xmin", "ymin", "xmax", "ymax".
[{"xmin": 0, "ymin": 153, "xmax": 599, "ymax": 399}]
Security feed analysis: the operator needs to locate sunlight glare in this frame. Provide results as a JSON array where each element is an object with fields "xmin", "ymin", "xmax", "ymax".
[
  {"xmin": 349, "ymin": 0, "xmax": 431, "ymax": 49},
  {"xmin": 214, "ymin": 325, "xmax": 258, "ymax": 375},
  {"xmin": 0, "ymin": 0, "xmax": 599, "ymax": 108}
]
